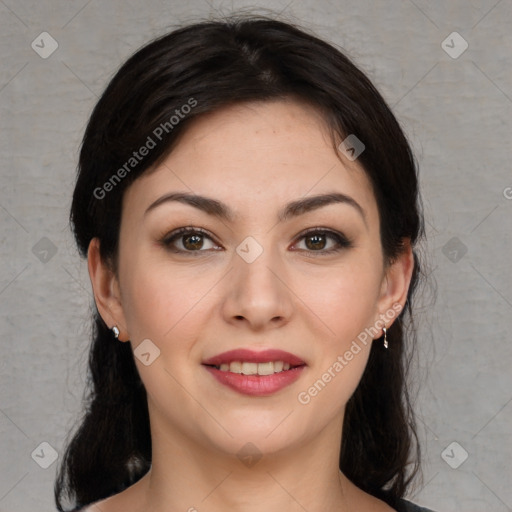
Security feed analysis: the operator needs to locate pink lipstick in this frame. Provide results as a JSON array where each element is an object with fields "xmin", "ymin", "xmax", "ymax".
[{"xmin": 202, "ymin": 348, "xmax": 306, "ymax": 396}]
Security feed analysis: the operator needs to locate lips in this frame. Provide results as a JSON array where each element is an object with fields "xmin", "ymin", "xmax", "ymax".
[
  {"xmin": 202, "ymin": 348, "xmax": 305, "ymax": 367},
  {"xmin": 202, "ymin": 348, "xmax": 306, "ymax": 396}
]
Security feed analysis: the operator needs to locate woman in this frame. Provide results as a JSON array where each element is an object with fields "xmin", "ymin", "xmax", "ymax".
[{"xmin": 56, "ymin": 15, "xmax": 437, "ymax": 512}]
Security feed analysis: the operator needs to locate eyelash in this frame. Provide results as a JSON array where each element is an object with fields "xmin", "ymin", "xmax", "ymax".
[{"xmin": 159, "ymin": 226, "xmax": 353, "ymax": 257}]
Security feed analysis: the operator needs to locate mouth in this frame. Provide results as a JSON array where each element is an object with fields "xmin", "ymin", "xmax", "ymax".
[
  {"xmin": 205, "ymin": 360, "xmax": 302, "ymax": 375},
  {"xmin": 202, "ymin": 348, "xmax": 307, "ymax": 396}
]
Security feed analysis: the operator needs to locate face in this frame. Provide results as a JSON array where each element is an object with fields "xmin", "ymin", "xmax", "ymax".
[{"xmin": 89, "ymin": 99, "xmax": 412, "ymax": 462}]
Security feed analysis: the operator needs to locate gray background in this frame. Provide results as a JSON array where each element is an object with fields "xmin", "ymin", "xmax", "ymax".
[{"xmin": 1, "ymin": 1, "xmax": 511, "ymax": 511}]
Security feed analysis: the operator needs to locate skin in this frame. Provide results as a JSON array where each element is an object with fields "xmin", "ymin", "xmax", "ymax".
[{"xmin": 86, "ymin": 99, "xmax": 414, "ymax": 512}]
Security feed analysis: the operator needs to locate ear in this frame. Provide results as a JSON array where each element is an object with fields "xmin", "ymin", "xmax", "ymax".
[
  {"xmin": 87, "ymin": 237, "xmax": 129, "ymax": 342},
  {"xmin": 375, "ymin": 239, "xmax": 415, "ymax": 331}
]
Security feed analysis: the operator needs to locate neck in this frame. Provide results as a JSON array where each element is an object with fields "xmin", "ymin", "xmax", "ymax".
[{"xmin": 134, "ymin": 414, "xmax": 355, "ymax": 511}]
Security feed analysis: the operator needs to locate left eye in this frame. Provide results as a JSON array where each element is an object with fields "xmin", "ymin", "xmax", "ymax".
[{"xmin": 293, "ymin": 230, "xmax": 351, "ymax": 254}]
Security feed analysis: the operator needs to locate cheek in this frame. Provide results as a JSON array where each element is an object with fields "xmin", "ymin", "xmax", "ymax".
[
  {"xmin": 293, "ymin": 260, "xmax": 381, "ymax": 411},
  {"xmin": 120, "ymin": 255, "xmax": 219, "ymax": 343},
  {"xmin": 295, "ymin": 305, "xmax": 374, "ymax": 430},
  {"xmin": 297, "ymin": 258, "xmax": 382, "ymax": 342},
  {"xmin": 119, "ymin": 261, "xmax": 217, "ymax": 414}
]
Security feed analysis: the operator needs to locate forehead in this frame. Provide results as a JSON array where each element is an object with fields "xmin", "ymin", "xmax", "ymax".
[{"xmin": 122, "ymin": 100, "xmax": 378, "ymax": 226}]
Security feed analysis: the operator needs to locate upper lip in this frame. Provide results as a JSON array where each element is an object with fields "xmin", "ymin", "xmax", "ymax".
[{"xmin": 202, "ymin": 348, "xmax": 306, "ymax": 367}]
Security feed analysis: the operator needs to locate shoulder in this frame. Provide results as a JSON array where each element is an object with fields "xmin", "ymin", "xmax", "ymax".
[
  {"xmin": 395, "ymin": 498, "xmax": 438, "ymax": 512},
  {"xmin": 71, "ymin": 476, "xmax": 147, "ymax": 512}
]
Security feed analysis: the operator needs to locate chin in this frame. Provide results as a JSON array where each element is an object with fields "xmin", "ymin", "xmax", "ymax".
[{"xmin": 195, "ymin": 414, "xmax": 311, "ymax": 461}]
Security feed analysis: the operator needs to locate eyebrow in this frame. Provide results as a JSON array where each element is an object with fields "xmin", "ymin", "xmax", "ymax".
[{"xmin": 144, "ymin": 191, "xmax": 367, "ymax": 226}]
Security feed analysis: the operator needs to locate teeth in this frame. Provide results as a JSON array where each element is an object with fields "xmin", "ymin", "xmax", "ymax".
[
  {"xmin": 241, "ymin": 362, "xmax": 258, "ymax": 375},
  {"xmin": 257, "ymin": 362, "xmax": 274, "ymax": 376},
  {"xmin": 215, "ymin": 361, "xmax": 296, "ymax": 375},
  {"xmin": 230, "ymin": 361, "xmax": 242, "ymax": 374}
]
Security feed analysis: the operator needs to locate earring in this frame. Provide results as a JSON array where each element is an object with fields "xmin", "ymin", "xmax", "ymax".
[
  {"xmin": 382, "ymin": 326, "xmax": 388, "ymax": 349},
  {"xmin": 112, "ymin": 326, "xmax": 120, "ymax": 339}
]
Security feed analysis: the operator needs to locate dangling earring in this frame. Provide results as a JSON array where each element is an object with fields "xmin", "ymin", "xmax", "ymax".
[
  {"xmin": 112, "ymin": 326, "xmax": 120, "ymax": 339},
  {"xmin": 382, "ymin": 326, "xmax": 388, "ymax": 349}
]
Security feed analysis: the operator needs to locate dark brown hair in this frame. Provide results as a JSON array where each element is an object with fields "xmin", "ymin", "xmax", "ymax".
[{"xmin": 56, "ymin": 14, "xmax": 425, "ymax": 511}]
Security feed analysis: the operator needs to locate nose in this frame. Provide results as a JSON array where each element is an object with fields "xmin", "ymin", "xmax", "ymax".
[{"xmin": 221, "ymin": 244, "xmax": 293, "ymax": 331}]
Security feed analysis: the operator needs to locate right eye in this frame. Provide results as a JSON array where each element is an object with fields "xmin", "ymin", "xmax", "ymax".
[{"xmin": 160, "ymin": 227, "xmax": 222, "ymax": 255}]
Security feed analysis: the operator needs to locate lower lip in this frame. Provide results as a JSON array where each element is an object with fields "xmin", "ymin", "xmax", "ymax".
[{"xmin": 203, "ymin": 365, "xmax": 305, "ymax": 396}]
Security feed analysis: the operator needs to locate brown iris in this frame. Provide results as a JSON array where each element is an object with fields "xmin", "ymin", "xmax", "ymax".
[
  {"xmin": 305, "ymin": 233, "xmax": 327, "ymax": 251},
  {"xmin": 182, "ymin": 233, "xmax": 204, "ymax": 250}
]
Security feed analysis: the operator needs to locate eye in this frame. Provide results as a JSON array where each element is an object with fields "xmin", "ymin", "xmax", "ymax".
[
  {"xmin": 160, "ymin": 226, "xmax": 352, "ymax": 256},
  {"xmin": 292, "ymin": 228, "xmax": 352, "ymax": 255},
  {"xmin": 160, "ymin": 227, "xmax": 221, "ymax": 254}
]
